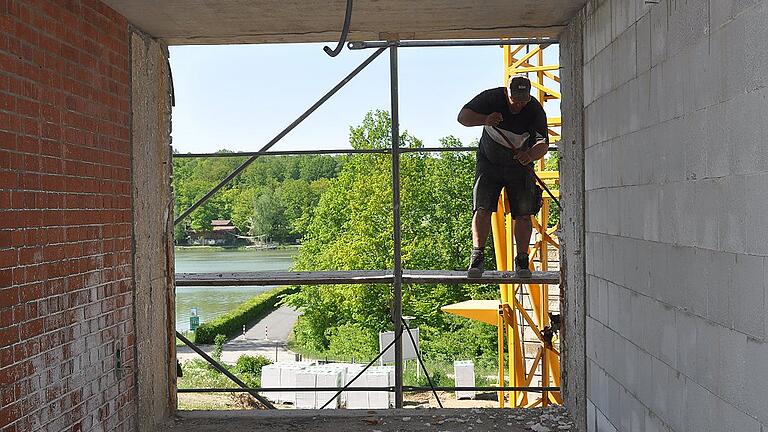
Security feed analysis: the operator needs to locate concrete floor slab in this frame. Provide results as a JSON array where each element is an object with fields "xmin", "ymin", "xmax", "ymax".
[
  {"xmin": 102, "ymin": 0, "xmax": 587, "ymax": 44},
  {"xmin": 162, "ymin": 407, "xmax": 573, "ymax": 432}
]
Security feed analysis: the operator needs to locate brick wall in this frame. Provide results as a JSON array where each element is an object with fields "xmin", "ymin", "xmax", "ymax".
[
  {"xmin": 0, "ymin": 1, "xmax": 135, "ymax": 431},
  {"xmin": 581, "ymin": 0, "xmax": 768, "ymax": 431}
]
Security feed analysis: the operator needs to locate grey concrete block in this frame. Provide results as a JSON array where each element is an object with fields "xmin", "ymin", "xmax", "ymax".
[
  {"xmin": 588, "ymin": 398, "xmax": 598, "ymax": 432},
  {"xmin": 724, "ymin": 403, "xmax": 761, "ymax": 432},
  {"xmin": 649, "ymin": 0, "xmax": 668, "ymax": 67},
  {"xmin": 694, "ymin": 319, "xmax": 722, "ymax": 391},
  {"xmin": 745, "ymin": 2, "xmax": 768, "ymax": 91},
  {"xmin": 649, "ymin": 355, "xmax": 670, "ymax": 421},
  {"xmin": 690, "ymin": 36, "xmax": 721, "ymax": 111},
  {"xmin": 666, "ymin": 0, "xmax": 709, "ymax": 57},
  {"xmin": 731, "ymin": 253, "xmax": 766, "ymax": 339},
  {"xmin": 656, "ymin": 302, "xmax": 678, "ymax": 368},
  {"xmin": 707, "ymin": 250, "xmax": 736, "ymax": 328},
  {"xmin": 636, "ymin": 12, "xmax": 651, "ymax": 76},
  {"xmin": 607, "ymin": 374, "xmax": 622, "ymax": 428},
  {"xmin": 711, "ymin": 0, "xmax": 735, "ymax": 31},
  {"xmin": 611, "ymin": 0, "xmax": 632, "ymax": 39},
  {"xmin": 704, "ymin": 105, "xmax": 730, "ymax": 176},
  {"xmin": 644, "ymin": 410, "xmax": 663, "ymax": 432},
  {"xmin": 649, "ymin": 243, "xmax": 672, "ymax": 303},
  {"xmin": 684, "ymin": 377, "xmax": 714, "ymax": 432},
  {"xmin": 600, "ymin": 277, "xmax": 610, "ymax": 325},
  {"xmin": 595, "ymin": 1, "xmax": 613, "ymax": 55},
  {"xmin": 588, "ymin": 274, "xmax": 600, "ymax": 319},
  {"xmin": 731, "ymin": 89, "xmax": 765, "ymax": 176},
  {"xmin": 622, "ymin": 337, "xmax": 640, "ymax": 394},
  {"xmin": 596, "ymin": 405, "xmax": 619, "ymax": 432},
  {"xmin": 743, "ymin": 338, "xmax": 768, "ymax": 424},
  {"xmin": 675, "ymin": 309, "xmax": 699, "ymax": 378},
  {"xmin": 618, "ymin": 387, "xmax": 632, "ymax": 432},
  {"xmin": 613, "ymin": 24, "xmax": 638, "ymax": 88},
  {"xmin": 662, "ymin": 244, "xmax": 686, "ymax": 307},
  {"xmin": 717, "ymin": 326, "xmax": 748, "ymax": 407},
  {"xmin": 719, "ymin": 175, "xmax": 747, "ymax": 254},
  {"xmin": 721, "ymin": 12, "xmax": 748, "ymax": 98},
  {"xmin": 635, "ymin": 347, "xmax": 653, "ymax": 404},
  {"xmin": 684, "ymin": 110, "xmax": 708, "ymax": 181},
  {"xmin": 665, "ymin": 117, "xmax": 686, "ymax": 184},
  {"xmin": 692, "ymin": 179, "xmax": 721, "ymax": 250},
  {"xmin": 628, "ymin": 290, "xmax": 647, "ymax": 346},
  {"xmin": 665, "ymin": 367, "xmax": 686, "ymax": 432},
  {"xmin": 628, "ymin": 393, "xmax": 646, "ymax": 432}
]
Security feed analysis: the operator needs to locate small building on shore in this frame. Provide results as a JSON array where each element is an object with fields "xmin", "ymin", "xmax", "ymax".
[{"xmin": 188, "ymin": 220, "xmax": 241, "ymax": 246}]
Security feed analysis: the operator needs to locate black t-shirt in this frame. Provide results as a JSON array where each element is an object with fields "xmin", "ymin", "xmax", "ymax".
[{"xmin": 463, "ymin": 87, "xmax": 548, "ymax": 166}]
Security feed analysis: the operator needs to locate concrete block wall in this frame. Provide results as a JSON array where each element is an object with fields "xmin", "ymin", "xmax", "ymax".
[
  {"xmin": 581, "ymin": 0, "xmax": 768, "ymax": 430},
  {"xmin": 0, "ymin": 1, "xmax": 137, "ymax": 430}
]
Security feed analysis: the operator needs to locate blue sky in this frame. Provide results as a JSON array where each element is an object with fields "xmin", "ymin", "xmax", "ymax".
[{"xmin": 169, "ymin": 43, "xmax": 559, "ymax": 153}]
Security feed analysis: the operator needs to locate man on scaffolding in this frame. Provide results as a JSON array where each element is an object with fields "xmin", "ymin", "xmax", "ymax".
[{"xmin": 458, "ymin": 75, "xmax": 549, "ymax": 278}]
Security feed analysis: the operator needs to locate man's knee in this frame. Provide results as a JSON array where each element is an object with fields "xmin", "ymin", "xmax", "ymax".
[{"xmin": 513, "ymin": 214, "xmax": 532, "ymax": 223}]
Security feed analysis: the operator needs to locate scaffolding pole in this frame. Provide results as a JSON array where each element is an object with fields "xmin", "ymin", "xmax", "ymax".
[{"xmin": 389, "ymin": 42, "xmax": 404, "ymax": 409}]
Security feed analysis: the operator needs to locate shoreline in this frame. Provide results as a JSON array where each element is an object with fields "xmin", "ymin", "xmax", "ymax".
[{"xmin": 174, "ymin": 244, "xmax": 301, "ymax": 251}]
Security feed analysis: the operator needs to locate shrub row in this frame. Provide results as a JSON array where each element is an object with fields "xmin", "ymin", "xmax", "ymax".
[{"xmin": 194, "ymin": 286, "xmax": 298, "ymax": 344}]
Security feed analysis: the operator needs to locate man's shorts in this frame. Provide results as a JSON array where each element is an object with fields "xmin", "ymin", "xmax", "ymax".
[{"xmin": 473, "ymin": 154, "xmax": 543, "ymax": 217}]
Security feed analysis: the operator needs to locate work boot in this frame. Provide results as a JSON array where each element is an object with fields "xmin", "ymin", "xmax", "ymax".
[
  {"xmin": 515, "ymin": 253, "xmax": 532, "ymax": 278},
  {"xmin": 467, "ymin": 248, "xmax": 484, "ymax": 278}
]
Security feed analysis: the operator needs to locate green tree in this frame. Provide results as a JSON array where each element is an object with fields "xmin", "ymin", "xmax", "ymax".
[{"xmin": 285, "ymin": 111, "xmax": 499, "ymax": 362}]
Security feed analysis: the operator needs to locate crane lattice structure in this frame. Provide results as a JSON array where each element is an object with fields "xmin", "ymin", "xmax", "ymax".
[{"xmin": 442, "ymin": 42, "xmax": 562, "ymax": 408}]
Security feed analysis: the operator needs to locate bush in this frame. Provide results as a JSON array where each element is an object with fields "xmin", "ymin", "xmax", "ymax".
[
  {"xmin": 212, "ymin": 334, "xmax": 226, "ymax": 361},
  {"xmin": 234, "ymin": 355, "xmax": 272, "ymax": 377},
  {"xmin": 195, "ymin": 286, "xmax": 298, "ymax": 344}
]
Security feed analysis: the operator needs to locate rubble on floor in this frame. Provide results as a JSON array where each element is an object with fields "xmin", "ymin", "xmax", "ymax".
[{"xmin": 163, "ymin": 406, "xmax": 573, "ymax": 432}]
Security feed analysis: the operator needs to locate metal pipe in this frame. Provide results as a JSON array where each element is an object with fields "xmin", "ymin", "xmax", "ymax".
[
  {"xmin": 177, "ymin": 386, "xmax": 560, "ymax": 393},
  {"xmin": 348, "ymin": 39, "xmax": 558, "ymax": 49},
  {"xmin": 175, "ymin": 331, "xmax": 275, "ymax": 409},
  {"xmin": 323, "ymin": 0, "xmax": 353, "ymax": 57},
  {"xmin": 173, "ymin": 46, "xmax": 387, "ymax": 226},
  {"xmin": 389, "ymin": 43, "xmax": 404, "ymax": 410},
  {"xmin": 171, "ymin": 146, "xmax": 559, "ymax": 158}
]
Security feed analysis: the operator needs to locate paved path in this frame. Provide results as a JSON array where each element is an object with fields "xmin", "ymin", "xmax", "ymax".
[{"xmin": 177, "ymin": 306, "xmax": 301, "ymax": 364}]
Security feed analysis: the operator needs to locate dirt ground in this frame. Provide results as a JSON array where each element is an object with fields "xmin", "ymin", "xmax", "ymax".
[{"xmin": 163, "ymin": 405, "xmax": 573, "ymax": 432}]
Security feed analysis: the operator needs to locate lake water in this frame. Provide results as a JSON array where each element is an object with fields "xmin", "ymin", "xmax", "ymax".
[{"xmin": 175, "ymin": 247, "xmax": 297, "ymax": 331}]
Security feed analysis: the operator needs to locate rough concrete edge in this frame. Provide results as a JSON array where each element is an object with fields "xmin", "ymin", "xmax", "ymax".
[
  {"xmin": 130, "ymin": 26, "xmax": 175, "ymax": 432},
  {"xmin": 559, "ymin": 6, "xmax": 588, "ymax": 432}
]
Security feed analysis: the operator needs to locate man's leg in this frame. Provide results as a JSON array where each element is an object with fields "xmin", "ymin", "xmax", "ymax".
[
  {"xmin": 513, "ymin": 215, "xmax": 532, "ymax": 256},
  {"xmin": 472, "ymin": 209, "xmax": 493, "ymax": 248}
]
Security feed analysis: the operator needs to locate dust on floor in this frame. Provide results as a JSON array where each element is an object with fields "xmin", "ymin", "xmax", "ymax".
[{"xmin": 162, "ymin": 406, "xmax": 573, "ymax": 432}]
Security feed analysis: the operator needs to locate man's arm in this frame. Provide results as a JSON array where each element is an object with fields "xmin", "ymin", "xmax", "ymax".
[
  {"xmin": 457, "ymin": 108, "xmax": 502, "ymax": 127},
  {"xmin": 514, "ymin": 109, "xmax": 549, "ymax": 165}
]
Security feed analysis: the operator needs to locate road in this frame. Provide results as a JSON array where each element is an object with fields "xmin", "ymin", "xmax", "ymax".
[{"xmin": 177, "ymin": 306, "xmax": 301, "ymax": 364}]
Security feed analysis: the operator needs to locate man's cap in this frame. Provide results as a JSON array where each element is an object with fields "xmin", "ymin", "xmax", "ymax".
[{"xmin": 508, "ymin": 75, "xmax": 532, "ymax": 102}]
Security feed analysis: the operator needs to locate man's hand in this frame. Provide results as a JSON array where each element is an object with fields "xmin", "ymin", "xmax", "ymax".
[
  {"xmin": 483, "ymin": 112, "xmax": 503, "ymax": 127},
  {"xmin": 514, "ymin": 150, "xmax": 534, "ymax": 165}
]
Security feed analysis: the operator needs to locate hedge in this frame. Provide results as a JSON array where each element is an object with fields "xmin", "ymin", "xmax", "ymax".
[{"xmin": 194, "ymin": 286, "xmax": 298, "ymax": 344}]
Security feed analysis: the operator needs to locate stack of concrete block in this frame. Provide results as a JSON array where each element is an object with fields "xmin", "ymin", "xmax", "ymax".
[
  {"xmin": 294, "ymin": 368, "xmax": 317, "ymax": 409},
  {"xmin": 366, "ymin": 368, "xmax": 391, "ymax": 409},
  {"xmin": 342, "ymin": 364, "xmax": 394, "ymax": 409},
  {"xmin": 316, "ymin": 365, "xmax": 347, "ymax": 409},
  {"xmin": 294, "ymin": 365, "xmax": 346, "ymax": 409},
  {"xmin": 453, "ymin": 360, "xmax": 476, "ymax": 400},
  {"xmin": 344, "ymin": 364, "xmax": 368, "ymax": 409},
  {"xmin": 260, "ymin": 363, "xmax": 282, "ymax": 403},
  {"xmin": 259, "ymin": 361, "xmax": 316, "ymax": 404}
]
